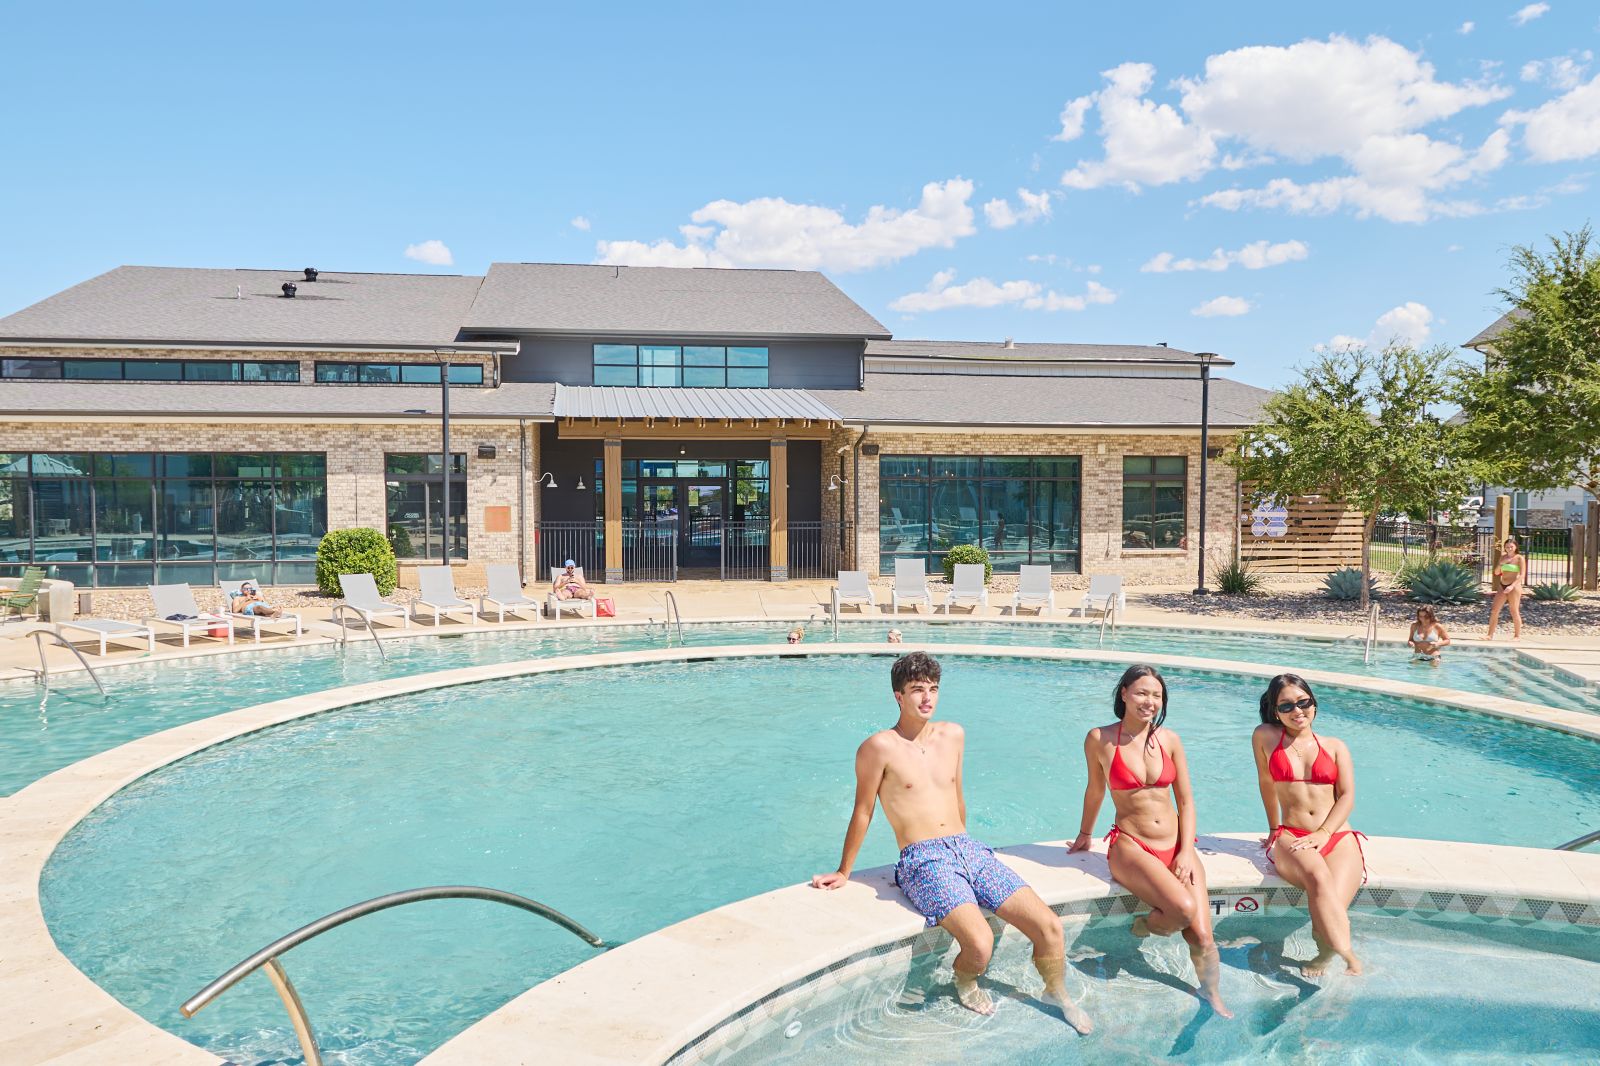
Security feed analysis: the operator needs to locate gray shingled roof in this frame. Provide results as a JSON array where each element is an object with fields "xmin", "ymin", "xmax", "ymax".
[
  {"xmin": 811, "ymin": 373, "xmax": 1272, "ymax": 428},
  {"xmin": 1463, "ymin": 310, "xmax": 1526, "ymax": 349},
  {"xmin": 552, "ymin": 385, "xmax": 841, "ymax": 421},
  {"xmin": 865, "ymin": 339, "xmax": 1233, "ymax": 365},
  {"xmin": 0, "ymin": 267, "xmax": 493, "ymax": 350},
  {"xmin": 462, "ymin": 263, "xmax": 891, "ymax": 338},
  {"xmin": 0, "ymin": 380, "xmax": 556, "ymax": 419}
]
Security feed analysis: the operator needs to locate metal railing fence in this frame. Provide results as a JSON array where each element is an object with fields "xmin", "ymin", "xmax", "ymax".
[
  {"xmin": 1368, "ymin": 521, "xmax": 1572, "ymax": 586},
  {"xmin": 534, "ymin": 519, "xmax": 844, "ymax": 582}
]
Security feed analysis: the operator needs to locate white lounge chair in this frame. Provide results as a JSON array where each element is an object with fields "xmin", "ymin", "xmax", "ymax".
[
  {"xmin": 834, "ymin": 570, "xmax": 877, "ymax": 613},
  {"xmin": 1008, "ymin": 564, "xmax": 1056, "ymax": 616},
  {"xmin": 942, "ymin": 563, "xmax": 989, "ymax": 614},
  {"xmin": 145, "ymin": 583, "xmax": 234, "ymax": 647},
  {"xmin": 547, "ymin": 567, "xmax": 597, "ymax": 618},
  {"xmin": 338, "ymin": 573, "xmax": 411, "ymax": 631},
  {"xmin": 480, "ymin": 564, "xmax": 541, "ymax": 623},
  {"xmin": 56, "ymin": 618, "xmax": 155, "ymax": 656},
  {"xmin": 413, "ymin": 566, "xmax": 479, "ymax": 626},
  {"xmin": 218, "ymin": 579, "xmax": 304, "ymax": 643},
  {"xmin": 1076, "ymin": 574, "xmax": 1126, "ymax": 617},
  {"xmin": 891, "ymin": 559, "xmax": 933, "ymax": 614}
]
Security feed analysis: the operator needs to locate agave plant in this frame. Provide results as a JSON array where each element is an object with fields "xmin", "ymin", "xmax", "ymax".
[
  {"xmin": 1530, "ymin": 582, "xmax": 1580, "ymax": 602},
  {"xmin": 1392, "ymin": 558, "xmax": 1427, "ymax": 593},
  {"xmin": 1321, "ymin": 567, "xmax": 1376, "ymax": 601},
  {"xmin": 1407, "ymin": 560, "xmax": 1481, "ymax": 605}
]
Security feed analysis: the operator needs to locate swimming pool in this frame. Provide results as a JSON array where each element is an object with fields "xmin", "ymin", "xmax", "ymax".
[
  {"xmin": 4, "ymin": 618, "xmax": 1597, "ymax": 796},
  {"xmin": 717, "ymin": 911, "xmax": 1600, "ymax": 1064},
  {"xmin": 40, "ymin": 654, "xmax": 1600, "ymax": 1066}
]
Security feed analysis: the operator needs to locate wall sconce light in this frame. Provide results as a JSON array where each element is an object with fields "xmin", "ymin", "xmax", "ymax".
[
  {"xmin": 537, "ymin": 472, "xmax": 558, "ymax": 489},
  {"xmin": 827, "ymin": 474, "xmax": 849, "ymax": 491},
  {"xmin": 575, "ymin": 476, "xmax": 587, "ymax": 490}
]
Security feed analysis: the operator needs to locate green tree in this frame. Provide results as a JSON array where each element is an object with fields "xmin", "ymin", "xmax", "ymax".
[
  {"xmin": 1455, "ymin": 226, "xmax": 1600, "ymax": 500},
  {"xmin": 1228, "ymin": 345, "xmax": 1478, "ymax": 609}
]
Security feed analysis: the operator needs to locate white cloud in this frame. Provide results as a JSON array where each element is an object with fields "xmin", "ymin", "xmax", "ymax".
[
  {"xmin": 1321, "ymin": 301, "xmax": 1434, "ymax": 350},
  {"xmin": 1459, "ymin": 20, "xmax": 1475, "ymax": 34},
  {"xmin": 1522, "ymin": 52, "xmax": 1594, "ymax": 91},
  {"xmin": 403, "ymin": 240, "xmax": 453, "ymax": 266},
  {"xmin": 1503, "ymin": 74, "xmax": 1600, "ymax": 161},
  {"xmin": 1059, "ymin": 63, "xmax": 1218, "ymax": 190},
  {"xmin": 570, "ymin": 216, "xmax": 591, "ymax": 231},
  {"xmin": 1055, "ymin": 96, "xmax": 1093, "ymax": 142},
  {"xmin": 1141, "ymin": 238, "xmax": 1308, "ymax": 272},
  {"xmin": 983, "ymin": 188, "xmax": 1053, "ymax": 228},
  {"xmin": 1513, "ymin": 3, "xmax": 1550, "ymax": 26},
  {"xmin": 1192, "ymin": 295, "xmax": 1252, "ymax": 317},
  {"xmin": 594, "ymin": 179, "xmax": 976, "ymax": 273},
  {"xmin": 890, "ymin": 271, "xmax": 1116, "ymax": 313}
]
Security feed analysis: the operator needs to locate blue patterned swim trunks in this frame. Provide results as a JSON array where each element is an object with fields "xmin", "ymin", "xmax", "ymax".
[{"xmin": 894, "ymin": 833, "xmax": 1025, "ymax": 927}]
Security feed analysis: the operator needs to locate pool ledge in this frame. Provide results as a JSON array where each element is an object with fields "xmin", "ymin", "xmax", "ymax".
[
  {"xmin": 421, "ymin": 834, "xmax": 1600, "ymax": 1066},
  {"xmin": 4, "ymin": 643, "xmax": 1600, "ymax": 1065}
]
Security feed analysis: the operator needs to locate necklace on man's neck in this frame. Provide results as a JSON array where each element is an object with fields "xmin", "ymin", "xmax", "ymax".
[{"xmin": 896, "ymin": 724, "xmax": 931, "ymax": 754}]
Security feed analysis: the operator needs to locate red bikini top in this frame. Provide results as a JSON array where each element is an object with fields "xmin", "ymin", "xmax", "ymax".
[
  {"xmin": 1108, "ymin": 723, "xmax": 1176, "ymax": 791},
  {"xmin": 1269, "ymin": 730, "xmax": 1338, "ymax": 785}
]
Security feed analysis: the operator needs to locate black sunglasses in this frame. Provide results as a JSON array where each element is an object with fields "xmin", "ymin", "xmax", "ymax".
[{"xmin": 1275, "ymin": 697, "xmax": 1316, "ymax": 715}]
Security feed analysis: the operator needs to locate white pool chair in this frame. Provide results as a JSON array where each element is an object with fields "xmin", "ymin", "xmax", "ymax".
[
  {"xmin": 942, "ymin": 564, "xmax": 989, "ymax": 614},
  {"xmin": 412, "ymin": 566, "xmax": 479, "ymax": 626},
  {"xmin": 834, "ymin": 570, "xmax": 877, "ymax": 613},
  {"xmin": 56, "ymin": 618, "xmax": 156, "ymax": 656},
  {"xmin": 1007, "ymin": 565, "xmax": 1056, "ymax": 616},
  {"xmin": 1076, "ymin": 574, "xmax": 1126, "ymax": 617},
  {"xmin": 891, "ymin": 559, "xmax": 933, "ymax": 614},
  {"xmin": 548, "ymin": 567, "xmax": 597, "ymax": 618},
  {"xmin": 218, "ymin": 578, "xmax": 304, "ymax": 643},
  {"xmin": 479, "ymin": 564, "xmax": 540, "ymax": 622},
  {"xmin": 338, "ymin": 573, "xmax": 411, "ymax": 630},
  {"xmin": 145, "ymin": 583, "xmax": 234, "ymax": 647}
]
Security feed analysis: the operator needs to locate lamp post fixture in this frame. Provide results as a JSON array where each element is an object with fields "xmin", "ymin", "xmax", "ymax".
[
  {"xmin": 1193, "ymin": 351, "xmax": 1219, "ymax": 596},
  {"xmin": 437, "ymin": 351, "xmax": 453, "ymax": 566}
]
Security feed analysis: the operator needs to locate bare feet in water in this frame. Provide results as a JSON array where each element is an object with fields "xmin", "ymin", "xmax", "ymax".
[
  {"xmin": 1043, "ymin": 986, "xmax": 1094, "ymax": 1033},
  {"xmin": 954, "ymin": 970, "xmax": 995, "ymax": 1015},
  {"xmin": 1302, "ymin": 947, "xmax": 1362, "ymax": 978}
]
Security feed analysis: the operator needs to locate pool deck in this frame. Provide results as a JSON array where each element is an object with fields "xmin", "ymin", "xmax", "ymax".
[{"xmin": 2, "ymin": 642, "xmax": 1600, "ymax": 1066}]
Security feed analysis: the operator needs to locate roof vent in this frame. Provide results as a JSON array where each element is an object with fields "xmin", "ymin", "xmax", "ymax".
[
  {"xmin": 1002, "ymin": 337, "xmax": 1015, "ymax": 349},
  {"xmin": 304, "ymin": 267, "xmax": 319, "ymax": 282},
  {"xmin": 281, "ymin": 282, "xmax": 298, "ymax": 298},
  {"xmin": 1157, "ymin": 341, "xmax": 1168, "ymax": 347}
]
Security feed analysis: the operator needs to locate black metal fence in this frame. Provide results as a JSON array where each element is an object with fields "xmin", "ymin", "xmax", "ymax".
[
  {"xmin": 787, "ymin": 520, "xmax": 844, "ymax": 580},
  {"xmin": 1369, "ymin": 521, "xmax": 1572, "ymax": 586},
  {"xmin": 535, "ymin": 521, "xmax": 604, "ymax": 583},
  {"xmin": 534, "ymin": 519, "xmax": 845, "ymax": 582}
]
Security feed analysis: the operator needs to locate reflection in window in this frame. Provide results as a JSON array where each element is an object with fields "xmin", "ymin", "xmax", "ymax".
[
  {"xmin": 1122, "ymin": 456, "xmax": 1187, "ymax": 550},
  {"xmin": 385, "ymin": 453, "xmax": 468, "ymax": 559},
  {"xmin": 590, "ymin": 345, "xmax": 769, "ymax": 388}
]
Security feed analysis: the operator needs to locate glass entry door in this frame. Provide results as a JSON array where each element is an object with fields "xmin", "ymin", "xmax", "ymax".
[{"xmin": 682, "ymin": 482, "xmax": 724, "ymax": 568}]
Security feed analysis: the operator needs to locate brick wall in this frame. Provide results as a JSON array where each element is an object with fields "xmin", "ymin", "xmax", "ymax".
[{"xmin": 838, "ymin": 429, "xmax": 1238, "ymax": 584}]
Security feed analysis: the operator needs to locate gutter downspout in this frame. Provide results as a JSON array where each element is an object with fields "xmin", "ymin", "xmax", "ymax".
[{"xmin": 518, "ymin": 417, "xmax": 528, "ymax": 579}]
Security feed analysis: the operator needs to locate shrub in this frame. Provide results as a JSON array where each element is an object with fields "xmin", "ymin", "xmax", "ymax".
[
  {"xmin": 1392, "ymin": 558, "xmax": 1428, "ymax": 593},
  {"xmin": 386, "ymin": 524, "xmax": 415, "ymax": 559},
  {"xmin": 1321, "ymin": 567, "xmax": 1377, "ymax": 601},
  {"xmin": 316, "ymin": 528, "xmax": 398, "ymax": 596},
  {"xmin": 1214, "ymin": 559, "xmax": 1265, "ymax": 596},
  {"xmin": 1407, "ymin": 560, "xmax": 1481, "ymax": 605},
  {"xmin": 1530, "ymin": 581, "xmax": 1580, "ymax": 602},
  {"xmin": 942, "ymin": 544, "xmax": 992, "ymax": 583}
]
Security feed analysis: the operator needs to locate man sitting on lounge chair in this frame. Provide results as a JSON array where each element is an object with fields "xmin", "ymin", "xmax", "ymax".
[
  {"xmin": 552, "ymin": 560, "xmax": 594, "ymax": 601},
  {"xmin": 230, "ymin": 580, "xmax": 283, "ymax": 618}
]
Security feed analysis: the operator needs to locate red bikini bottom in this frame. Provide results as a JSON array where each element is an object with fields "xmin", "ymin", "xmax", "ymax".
[
  {"xmin": 1268, "ymin": 824, "xmax": 1368, "ymax": 884},
  {"xmin": 1105, "ymin": 824, "xmax": 1179, "ymax": 868}
]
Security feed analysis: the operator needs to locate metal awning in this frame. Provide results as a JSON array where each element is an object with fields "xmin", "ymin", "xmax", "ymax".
[{"xmin": 552, "ymin": 385, "xmax": 841, "ymax": 422}]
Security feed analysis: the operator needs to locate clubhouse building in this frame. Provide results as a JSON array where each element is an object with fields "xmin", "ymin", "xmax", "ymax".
[{"xmin": 0, "ymin": 263, "xmax": 1271, "ymax": 588}]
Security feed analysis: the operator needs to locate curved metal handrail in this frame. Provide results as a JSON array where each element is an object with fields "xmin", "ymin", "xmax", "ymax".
[
  {"xmin": 1097, "ymin": 596, "xmax": 1118, "ymax": 647},
  {"xmin": 830, "ymin": 586, "xmax": 840, "ymax": 641},
  {"xmin": 31, "ymin": 628, "xmax": 107, "ymax": 697},
  {"xmin": 1362, "ymin": 601, "xmax": 1380, "ymax": 664},
  {"xmin": 331, "ymin": 604, "xmax": 386, "ymax": 661},
  {"xmin": 182, "ymin": 886, "xmax": 605, "ymax": 1066},
  {"xmin": 1556, "ymin": 829, "xmax": 1600, "ymax": 851},
  {"xmin": 663, "ymin": 590, "xmax": 684, "ymax": 646}
]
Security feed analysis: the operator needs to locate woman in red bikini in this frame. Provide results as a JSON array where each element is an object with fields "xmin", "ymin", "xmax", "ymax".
[
  {"xmin": 1251, "ymin": 672, "xmax": 1364, "ymax": 977},
  {"xmin": 1070, "ymin": 664, "xmax": 1230, "ymax": 1017}
]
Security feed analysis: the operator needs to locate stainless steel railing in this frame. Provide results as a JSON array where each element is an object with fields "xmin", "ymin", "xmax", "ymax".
[
  {"xmin": 331, "ymin": 604, "xmax": 386, "ymax": 662},
  {"xmin": 1556, "ymin": 829, "xmax": 1600, "ymax": 851},
  {"xmin": 29, "ymin": 627, "xmax": 107, "ymax": 697},
  {"xmin": 182, "ymin": 886, "xmax": 605, "ymax": 1066},
  {"xmin": 1097, "ymin": 595, "xmax": 1119, "ymax": 647},
  {"xmin": 663, "ymin": 590, "xmax": 684, "ymax": 646},
  {"xmin": 1362, "ymin": 601, "xmax": 1380, "ymax": 663},
  {"xmin": 830, "ymin": 587, "xmax": 840, "ymax": 641}
]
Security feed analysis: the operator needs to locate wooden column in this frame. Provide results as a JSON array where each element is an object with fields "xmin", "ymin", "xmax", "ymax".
[
  {"xmin": 1588, "ymin": 500, "xmax": 1600, "ymax": 591},
  {"xmin": 1573, "ymin": 524, "xmax": 1588, "ymax": 589},
  {"xmin": 769, "ymin": 437, "xmax": 789, "ymax": 581},
  {"xmin": 603, "ymin": 438, "xmax": 623, "ymax": 582},
  {"xmin": 1494, "ymin": 494, "xmax": 1512, "ymax": 547}
]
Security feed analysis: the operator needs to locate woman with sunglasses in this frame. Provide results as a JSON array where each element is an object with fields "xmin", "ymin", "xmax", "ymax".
[
  {"xmin": 1071, "ymin": 664, "xmax": 1231, "ymax": 1016},
  {"xmin": 1252, "ymin": 673, "xmax": 1364, "ymax": 977}
]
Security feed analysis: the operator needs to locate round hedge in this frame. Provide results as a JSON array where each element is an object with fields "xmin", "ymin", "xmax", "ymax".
[
  {"xmin": 315, "ymin": 528, "xmax": 399, "ymax": 596},
  {"xmin": 942, "ymin": 544, "xmax": 992, "ymax": 583}
]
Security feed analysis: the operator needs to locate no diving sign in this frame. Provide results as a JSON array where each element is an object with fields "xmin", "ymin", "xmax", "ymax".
[{"xmin": 1209, "ymin": 895, "xmax": 1261, "ymax": 915}]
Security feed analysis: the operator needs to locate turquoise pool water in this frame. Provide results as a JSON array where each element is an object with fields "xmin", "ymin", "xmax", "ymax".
[
  {"xmin": 3, "ymin": 618, "xmax": 1597, "ymax": 796},
  {"xmin": 40, "ymin": 656, "xmax": 1600, "ymax": 1066},
  {"xmin": 725, "ymin": 912, "xmax": 1600, "ymax": 1064}
]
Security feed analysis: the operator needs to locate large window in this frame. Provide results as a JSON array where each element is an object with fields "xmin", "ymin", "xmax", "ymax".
[
  {"xmin": 385, "ymin": 454, "xmax": 467, "ymax": 560},
  {"xmin": 1122, "ymin": 456, "xmax": 1187, "ymax": 550},
  {"xmin": 1, "ymin": 357, "xmax": 300, "ymax": 382},
  {"xmin": 316, "ymin": 362, "xmax": 484, "ymax": 385},
  {"xmin": 592, "ymin": 345, "xmax": 769, "ymax": 388},
  {"xmin": 879, "ymin": 455, "xmax": 1081, "ymax": 574},
  {"xmin": 0, "ymin": 452, "xmax": 326, "ymax": 587}
]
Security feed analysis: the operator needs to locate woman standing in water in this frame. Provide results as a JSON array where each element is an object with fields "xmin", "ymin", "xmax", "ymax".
[
  {"xmin": 1070, "ymin": 664, "xmax": 1231, "ymax": 1017},
  {"xmin": 1252, "ymin": 673, "xmax": 1364, "ymax": 977}
]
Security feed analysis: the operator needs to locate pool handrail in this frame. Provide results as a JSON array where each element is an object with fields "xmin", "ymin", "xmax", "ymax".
[
  {"xmin": 180, "ymin": 885, "xmax": 605, "ymax": 1066},
  {"xmin": 331, "ymin": 603, "xmax": 386, "ymax": 661},
  {"xmin": 29, "ymin": 627, "xmax": 107, "ymax": 698},
  {"xmin": 1363, "ymin": 601, "xmax": 1380, "ymax": 663},
  {"xmin": 1098, "ymin": 594, "xmax": 1118, "ymax": 646},
  {"xmin": 1557, "ymin": 829, "xmax": 1600, "ymax": 851},
  {"xmin": 663, "ymin": 590, "xmax": 683, "ymax": 646}
]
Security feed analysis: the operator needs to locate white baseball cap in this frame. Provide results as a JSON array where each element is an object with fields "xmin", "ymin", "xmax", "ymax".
[{"xmin": 564, "ymin": 558, "xmax": 576, "ymax": 567}]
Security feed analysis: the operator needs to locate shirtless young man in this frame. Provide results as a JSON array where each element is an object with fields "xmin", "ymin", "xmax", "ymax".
[
  {"xmin": 551, "ymin": 559, "xmax": 594, "ymax": 601},
  {"xmin": 811, "ymin": 652, "xmax": 1091, "ymax": 1031}
]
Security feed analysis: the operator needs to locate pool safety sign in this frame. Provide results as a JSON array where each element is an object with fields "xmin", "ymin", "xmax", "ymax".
[
  {"xmin": 1250, "ymin": 500, "xmax": 1289, "ymax": 538},
  {"xmin": 1210, "ymin": 895, "xmax": 1261, "ymax": 916}
]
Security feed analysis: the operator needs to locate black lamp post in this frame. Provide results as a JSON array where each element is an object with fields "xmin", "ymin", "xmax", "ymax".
[
  {"xmin": 1193, "ymin": 351, "xmax": 1219, "ymax": 596},
  {"xmin": 437, "ymin": 351, "xmax": 452, "ymax": 565}
]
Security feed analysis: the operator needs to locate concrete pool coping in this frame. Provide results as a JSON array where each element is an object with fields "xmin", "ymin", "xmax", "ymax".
[{"xmin": 4, "ymin": 642, "xmax": 1600, "ymax": 1065}]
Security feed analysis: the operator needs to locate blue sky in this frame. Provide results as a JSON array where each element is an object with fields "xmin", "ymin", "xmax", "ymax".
[{"xmin": 2, "ymin": 2, "xmax": 1596, "ymax": 388}]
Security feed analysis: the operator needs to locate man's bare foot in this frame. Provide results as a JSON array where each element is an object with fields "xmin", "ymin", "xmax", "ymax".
[
  {"xmin": 1044, "ymin": 987, "xmax": 1094, "ymax": 1033},
  {"xmin": 1203, "ymin": 989, "xmax": 1234, "ymax": 1019},
  {"xmin": 1130, "ymin": 915, "xmax": 1152, "ymax": 938},
  {"xmin": 954, "ymin": 971, "xmax": 995, "ymax": 1015},
  {"xmin": 1301, "ymin": 947, "xmax": 1338, "ymax": 977},
  {"xmin": 1340, "ymin": 950, "xmax": 1364, "ymax": 976}
]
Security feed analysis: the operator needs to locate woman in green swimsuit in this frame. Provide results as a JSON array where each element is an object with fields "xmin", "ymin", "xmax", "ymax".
[{"xmin": 1486, "ymin": 536, "xmax": 1524, "ymax": 640}]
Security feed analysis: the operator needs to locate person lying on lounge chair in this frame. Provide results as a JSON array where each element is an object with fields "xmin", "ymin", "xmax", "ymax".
[
  {"xmin": 552, "ymin": 560, "xmax": 595, "ymax": 601},
  {"xmin": 230, "ymin": 580, "xmax": 283, "ymax": 618}
]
